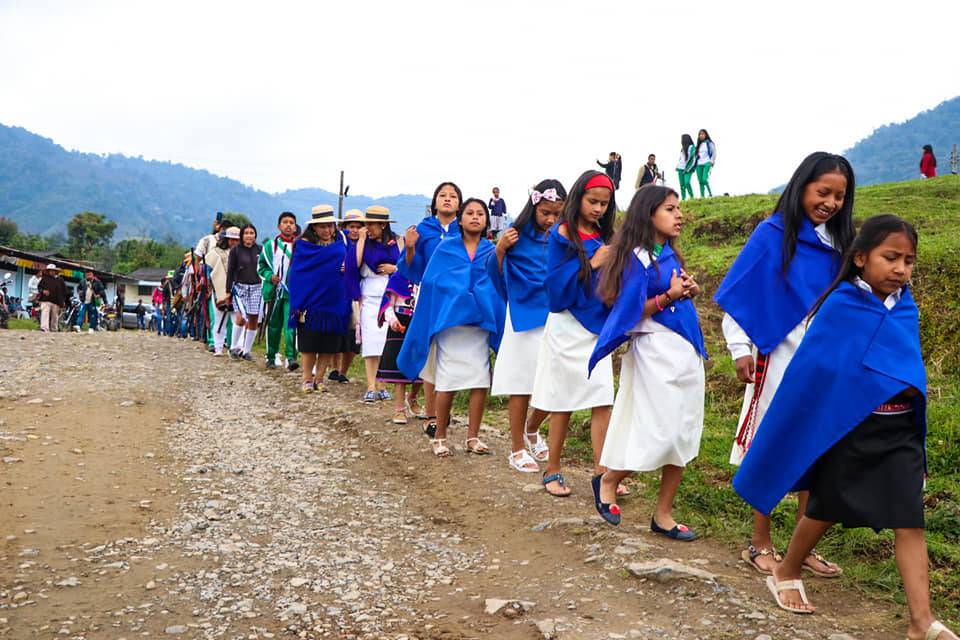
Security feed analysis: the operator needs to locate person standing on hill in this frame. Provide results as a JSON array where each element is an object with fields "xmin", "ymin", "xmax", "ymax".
[
  {"xmin": 258, "ymin": 211, "xmax": 299, "ymax": 371},
  {"xmin": 676, "ymin": 134, "xmax": 697, "ymax": 200},
  {"xmin": 597, "ymin": 152, "xmax": 623, "ymax": 190},
  {"xmin": 920, "ymin": 145, "xmax": 937, "ymax": 178},
  {"xmin": 37, "ymin": 264, "xmax": 67, "ymax": 332},
  {"xmin": 695, "ymin": 129, "xmax": 716, "ymax": 197},
  {"xmin": 635, "ymin": 154, "xmax": 662, "ymax": 190},
  {"xmin": 488, "ymin": 187, "xmax": 507, "ymax": 239}
]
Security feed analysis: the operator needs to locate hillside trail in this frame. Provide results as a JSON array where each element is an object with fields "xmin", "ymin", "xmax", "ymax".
[{"xmin": 0, "ymin": 329, "xmax": 911, "ymax": 639}]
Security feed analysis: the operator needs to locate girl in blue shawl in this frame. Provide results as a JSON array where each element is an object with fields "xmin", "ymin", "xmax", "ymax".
[
  {"xmin": 287, "ymin": 208, "xmax": 352, "ymax": 392},
  {"xmin": 488, "ymin": 178, "xmax": 566, "ymax": 473},
  {"xmin": 714, "ymin": 152, "xmax": 855, "ymax": 577},
  {"xmin": 530, "ymin": 170, "xmax": 617, "ymax": 498},
  {"xmin": 589, "ymin": 186, "xmax": 706, "ymax": 534},
  {"xmin": 344, "ymin": 206, "xmax": 400, "ymax": 402},
  {"xmin": 734, "ymin": 217, "xmax": 955, "ymax": 640},
  {"xmin": 398, "ymin": 198, "xmax": 505, "ymax": 457},
  {"xmin": 398, "ymin": 182, "xmax": 463, "ymax": 435}
]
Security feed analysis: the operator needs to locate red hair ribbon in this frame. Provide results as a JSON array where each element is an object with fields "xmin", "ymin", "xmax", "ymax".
[{"xmin": 585, "ymin": 174, "xmax": 614, "ymax": 192}]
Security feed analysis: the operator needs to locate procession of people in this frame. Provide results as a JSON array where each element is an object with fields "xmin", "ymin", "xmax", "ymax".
[{"xmin": 116, "ymin": 159, "xmax": 953, "ymax": 639}]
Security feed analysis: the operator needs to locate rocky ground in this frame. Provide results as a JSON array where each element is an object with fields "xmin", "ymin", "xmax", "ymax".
[{"xmin": 0, "ymin": 329, "xmax": 913, "ymax": 639}]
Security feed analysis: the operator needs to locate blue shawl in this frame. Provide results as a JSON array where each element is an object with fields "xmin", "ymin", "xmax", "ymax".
[
  {"xmin": 397, "ymin": 236, "xmax": 506, "ymax": 381},
  {"xmin": 397, "ymin": 216, "xmax": 461, "ymax": 285},
  {"xmin": 589, "ymin": 245, "xmax": 707, "ymax": 374},
  {"xmin": 713, "ymin": 212, "xmax": 841, "ymax": 354},
  {"xmin": 545, "ymin": 223, "xmax": 608, "ymax": 335},
  {"xmin": 487, "ymin": 223, "xmax": 551, "ymax": 332},
  {"xmin": 344, "ymin": 238, "xmax": 400, "ymax": 300},
  {"xmin": 378, "ymin": 271, "xmax": 413, "ymax": 327},
  {"xmin": 733, "ymin": 281, "xmax": 927, "ymax": 516},
  {"xmin": 286, "ymin": 239, "xmax": 352, "ymax": 333}
]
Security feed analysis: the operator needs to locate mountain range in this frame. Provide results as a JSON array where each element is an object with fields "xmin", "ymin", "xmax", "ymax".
[{"xmin": 1, "ymin": 95, "xmax": 957, "ymax": 244}]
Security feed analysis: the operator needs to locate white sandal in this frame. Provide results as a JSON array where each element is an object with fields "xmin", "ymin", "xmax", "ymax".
[
  {"xmin": 508, "ymin": 449, "xmax": 540, "ymax": 472},
  {"xmin": 524, "ymin": 429, "xmax": 549, "ymax": 462},
  {"xmin": 766, "ymin": 575, "xmax": 813, "ymax": 614},
  {"xmin": 465, "ymin": 437, "xmax": 492, "ymax": 455},
  {"xmin": 919, "ymin": 620, "xmax": 958, "ymax": 640}
]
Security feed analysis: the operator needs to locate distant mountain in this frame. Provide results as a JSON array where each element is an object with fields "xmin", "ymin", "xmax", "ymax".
[
  {"xmin": 768, "ymin": 96, "xmax": 958, "ymax": 192},
  {"xmin": 0, "ymin": 123, "xmax": 430, "ymax": 243}
]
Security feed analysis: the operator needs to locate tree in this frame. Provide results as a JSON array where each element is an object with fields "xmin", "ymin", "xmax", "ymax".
[
  {"xmin": 222, "ymin": 211, "xmax": 251, "ymax": 228},
  {"xmin": 65, "ymin": 211, "xmax": 117, "ymax": 260},
  {"xmin": 0, "ymin": 216, "xmax": 17, "ymax": 245}
]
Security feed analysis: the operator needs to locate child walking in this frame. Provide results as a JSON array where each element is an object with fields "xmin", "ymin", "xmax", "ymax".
[
  {"xmin": 676, "ymin": 134, "xmax": 696, "ymax": 201},
  {"xmin": 398, "ymin": 198, "xmax": 505, "ymax": 457},
  {"xmin": 375, "ymin": 271, "xmax": 423, "ymax": 425},
  {"xmin": 489, "ymin": 179, "xmax": 566, "ymax": 473},
  {"xmin": 589, "ymin": 186, "xmax": 707, "ymax": 536},
  {"xmin": 345, "ymin": 206, "xmax": 400, "ymax": 402},
  {"xmin": 531, "ymin": 170, "xmax": 616, "ymax": 497},
  {"xmin": 714, "ymin": 151, "xmax": 855, "ymax": 576},
  {"xmin": 287, "ymin": 206, "xmax": 352, "ymax": 392},
  {"xmin": 694, "ymin": 129, "xmax": 716, "ymax": 198},
  {"xmin": 734, "ymin": 215, "xmax": 957, "ymax": 640}
]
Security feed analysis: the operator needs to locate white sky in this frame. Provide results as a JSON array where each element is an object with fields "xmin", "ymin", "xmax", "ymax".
[{"xmin": 2, "ymin": 0, "xmax": 959, "ymax": 212}]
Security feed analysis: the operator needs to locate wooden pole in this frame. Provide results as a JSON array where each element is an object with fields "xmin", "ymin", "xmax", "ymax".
[
  {"xmin": 338, "ymin": 171, "xmax": 345, "ymax": 217},
  {"xmin": 951, "ymin": 144, "xmax": 958, "ymax": 175}
]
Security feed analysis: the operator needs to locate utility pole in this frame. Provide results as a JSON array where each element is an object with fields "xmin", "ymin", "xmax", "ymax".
[
  {"xmin": 338, "ymin": 171, "xmax": 345, "ymax": 218},
  {"xmin": 951, "ymin": 144, "xmax": 958, "ymax": 175}
]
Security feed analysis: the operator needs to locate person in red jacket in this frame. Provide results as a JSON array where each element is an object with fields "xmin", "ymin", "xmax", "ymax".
[{"xmin": 920, "ymin": 145, "xmax": 937, "ymax": 178}]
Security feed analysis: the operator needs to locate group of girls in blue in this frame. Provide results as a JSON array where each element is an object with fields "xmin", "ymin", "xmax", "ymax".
[{"xmin": 275, "ymin": 159, "xmax": 950, "ymax": 639}]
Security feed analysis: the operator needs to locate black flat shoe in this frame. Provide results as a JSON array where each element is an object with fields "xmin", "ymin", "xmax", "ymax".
[
  {"xmin": 650, "ymin": 517, "xmax": 696, "ymax": 541},
  {"xmin": 591, "ymin": 474, "xmax": 620, "ymax": 525}
]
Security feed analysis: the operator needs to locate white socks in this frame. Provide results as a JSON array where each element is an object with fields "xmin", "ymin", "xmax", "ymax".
[
  {"xmin": 231, "ymin": 323, "xmax": 245, "ymax": 352},
  {"xmin": 242, "ymin": 327, "xmax": 256, "ymax": 355}
]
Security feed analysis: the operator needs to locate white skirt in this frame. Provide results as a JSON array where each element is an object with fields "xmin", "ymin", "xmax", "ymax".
[
  {"xmin": 359, "ymin": 274, "xmax": 389, "ymax": 358},
  {"xmin": 729, "ymin": 321, "xmax": 805, "ymax": 465},
  {"xmin": 600, "ymin": 323, "xmax": 705, "ymax": 472},
  {"xmin": 490, "ymin": 304, "xmax": 544, "ymax": 397},
  {"xmin": 530, "ymin": 310, "xmax": 613, "ymax": 412},
  {"xmin": 434, "ymin": 325, "xmax": 491, "ymax": 392}
]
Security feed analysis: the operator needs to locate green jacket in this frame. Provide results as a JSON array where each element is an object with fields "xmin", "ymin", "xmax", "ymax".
[{"xmin": 258, "ymin": 236, "xmax": 294, "ymax": 302}]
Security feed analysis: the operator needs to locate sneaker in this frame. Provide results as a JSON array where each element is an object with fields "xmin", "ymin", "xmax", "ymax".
[
  {"xmin": 207, "ymin": 344, "xmax": 215, "ymax": 352},
  {"xmin": 265, "ymin": 360, "xmax": 276, "ymax": 370},
  {"xmin": 241, "ymin": 352, "xmax": 254, "ymax": 361},
  {"xmin": 328, "ymin": 369, "xmax": 340, "ymax": 381},
  {"xmin": 212, "ymin": 350, "xmax": 224, "ymax": 357},
  {"xmin": 336, "ymin": 373, "xmax": 350, "ymax": 383},
  {"xmin": 377, "ymin": 390, "xmax": 392, "ymax": 401},
  {"xmin": 287, "ymin": 361, "xmax": 299, "ymax": 372},
  {"xmin": 393, "ymin": 406, "xmax": 407, "ymax": 424},
  {"xmin": 73, "ymin": 325, "xmax": 81, "ymax": 333},
  {"xmin": 229, "ymin": 349, "xmax": 240, "ymax": 360},
  {"xmin": 405, "ymin": 396, "xmax": 425, "ymax": 418},
  {"xmin": 362, "ymin": 391, "xmax": 377, "ymax": 403},
  {"xmin": 88, "ymin": 328, "xmax": 95, "ymax": 335}
]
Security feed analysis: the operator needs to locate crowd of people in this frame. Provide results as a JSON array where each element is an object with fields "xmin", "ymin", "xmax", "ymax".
[{"xmin": 7, "ymin": 152, "xmax": 949, "ymax": 638}]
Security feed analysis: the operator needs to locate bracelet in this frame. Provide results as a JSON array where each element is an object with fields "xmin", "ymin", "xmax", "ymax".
[
  {"xmin": 655, "ymin": 294, "xmax": 664, "ymax": 312},
  {"xmin": 664, "ymin": 291, "xmax": 673, "ymax": 303}
]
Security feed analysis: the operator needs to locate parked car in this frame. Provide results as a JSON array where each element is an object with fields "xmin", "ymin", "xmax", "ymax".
[{"xmin": 122, "ymin": 303, "xmax": 156, "ymax": 330}]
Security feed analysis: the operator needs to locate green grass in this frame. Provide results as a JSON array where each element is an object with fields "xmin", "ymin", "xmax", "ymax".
[
  {"xmin": 7, "ymin": 318, "xmax": 40, "ymax": 330},
  {"xmin": 488, "ymin": 175, "xmax": 960, "ymax": 622}
]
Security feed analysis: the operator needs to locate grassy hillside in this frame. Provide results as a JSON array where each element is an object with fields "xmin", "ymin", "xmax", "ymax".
[{"xmin": 479, "ymin": 175, "xmax": 960, "ymax": 623}]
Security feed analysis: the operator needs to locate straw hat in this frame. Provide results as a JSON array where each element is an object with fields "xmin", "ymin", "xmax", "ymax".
[
  {"xmin": 354, "ymin": 205, "xmax": 396, "ymax": 223},
  {"xmin": 341, "ymin": 209, "xmax": 364, "ymax": 224},
  {"xmin": 45, "ymin": 263, "xmax": 59, "ymax": 271},
  {"xmin": 224, "ymin": 227, "xmax": 241, "ymax": 239},
  {"xmin": 307, "ymin": 205, "xmax": 338, "ymax": 225}
]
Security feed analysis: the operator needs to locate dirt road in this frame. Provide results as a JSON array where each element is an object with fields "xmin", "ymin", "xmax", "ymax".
[{"xmin": 0, "ymin": 330, "xmax": 908, "ymax": 639}]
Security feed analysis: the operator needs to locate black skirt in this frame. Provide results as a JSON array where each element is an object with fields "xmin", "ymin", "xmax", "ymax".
[
  {"xmin": 806, "ymin": 409, "xmax": 924, "ymax": 530},
  {"xmin": 376, "ymin": 311, "xmax": 420, "ymax": 383},
  {"xmin": 297, "ymin": 324, "xmax": 345, "ymax": 354}
]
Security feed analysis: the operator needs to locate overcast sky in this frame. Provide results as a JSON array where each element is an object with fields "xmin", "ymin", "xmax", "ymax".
[{"xmin": 2, "ymin": 0, "xmax": 959, "ymax": 213}]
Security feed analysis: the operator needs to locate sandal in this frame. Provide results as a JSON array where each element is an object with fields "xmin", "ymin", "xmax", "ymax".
[
  {"xmin": 392, "ymin": 406, "xmax": 407, "ymax": 425},
  {"xmin": 423, "ymin": 417, "xmax": 437, "ymax": 438},
  {"xmin": 430, "ymin": 438, "xmax": 451, "ymax": 457},
  {"xmin": 616, "ymin": 483, "xmax": 631, "ymax": 497},
  {"xmin": 523, "ymin": 429, "xmax": 549, "ymax": 462},
  {"xmin": 916, "ymin": 620, "xmax": 958, "ymax": 640},
  {"xmin": 802, "ymin": 549, "xmax": 843, "ymax": 578},
  {"xmin": 765, "ymin": 575, "xmax": 813, "ymax": 614},
  {"xmin": 741, "ymin": 541, "xmax": 783, "ymax": 575},
  {"xmin": 542, "ymin": 472, "xmax": 570, "ymax": 497},
  {"xmin": 508, "ymin": 449, "xmax": 540, "ymax": 473},
  {"xmin": 300, "ymin": 381, "xmax": 313, "ymax": 393},
  {"xmin": 465, "ymin": 437, "xmax": 491, "ymax": 455}
]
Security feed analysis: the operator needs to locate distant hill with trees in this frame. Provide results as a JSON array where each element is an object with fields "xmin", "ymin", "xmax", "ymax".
[
  {"xmin": 839, "ymin": 96, "xmax": 957, "ymax": 186},
  {"xmin": 0, "ymin": 123, "xmax": 430, "ymax": 244}
]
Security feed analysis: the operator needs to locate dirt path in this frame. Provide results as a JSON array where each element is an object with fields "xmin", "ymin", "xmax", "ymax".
[{"xmin": 0, "ymin": 330, "xmax": 908, "ymax": 639}]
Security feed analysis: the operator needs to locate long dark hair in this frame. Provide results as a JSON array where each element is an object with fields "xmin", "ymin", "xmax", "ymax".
[
  {"xmin": 776, "ymin": 151, "xmax": 856, "ymax": 274},
  {"xmin": 511, "ymin": 179, "xmax": 567, "ymax": 234},
  {"xmin": 598, "ymin": 186, "xmax": 682, "ymax": 306},
  {"xmin": 809, "ymin": 214, "xmax": 917, "ymax": 318},
  {"xmin": 561, "ymin": 170, "xmax": 616, "ymax": 288},
  {"xmin": 680, "ymin": 134, "xmax": 694, "ymax": 162},
  {"xmin": 456, "ymin": 198, "xmax": 490, "ymax": 236},
  {"xmin": 215, "ymin": 219, "xmax": 235, "ymax": 249},
  {"xmin": 921, "ymin": 145, "xmax": 937, "ymax": 168},
  {"xmin": 239, "ymin": 223, "xmax": 258, "ymax": 245},
  {"xmin": 695, "ymin": 129, "xmax": 713, "ymax": 158},
  {"xmin": 367, "ymin": 222, "xmax": 396, "ymax": 246},
  {"xmin": 430, "ymin": 182, "xmax": 463, "ymax": 216}
]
